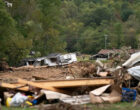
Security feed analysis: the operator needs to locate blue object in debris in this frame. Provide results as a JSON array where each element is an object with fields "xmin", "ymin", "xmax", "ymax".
[
  {"xmin": 31, "ymin": 99, "xmax": 38, "ymax": 105},
  {"xmin": 122, "ymin": 88, "xmax": 137, "ymax": 102}
]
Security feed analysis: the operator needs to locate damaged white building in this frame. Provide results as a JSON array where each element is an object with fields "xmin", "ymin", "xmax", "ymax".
[
  {"xmin": 21, "ymin": 53, "xmax": 77, "ymax": 67},
  {"xmin": 44, "ymin": 53, "xmax": 77, "ymax": 66}
]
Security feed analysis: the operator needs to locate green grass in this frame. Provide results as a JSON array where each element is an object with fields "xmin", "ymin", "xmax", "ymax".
[
  {"xmin": 77, "ymin": 56, "xmax": 112, "ymax": 64},
  {"xmin": 2, "ymin": 106, "xmax": 37, "ymax": 110},
  {"xmin": 86, "ymin": 102, "xmax": 140, "ymax": 110},
  {"xmin": 2, "ymin": 102, "xmax": 140, "ymax": 110},
  {"xmin": 77, "ymin": 56, "xmax": 90, "ymax": 61}
]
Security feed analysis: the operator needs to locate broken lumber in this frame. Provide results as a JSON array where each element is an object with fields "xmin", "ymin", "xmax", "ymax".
[
  {"xmin": 90, "ymin": 85, "xmax": 122, "ymax": 104},
  {"xmin": 16, "ymin": 78, "xmax": 67, "ymax": 94},
  {"xmin": 33, "ymin": 77, "xmax": 114, "ymax": 88},
  {"xmin": 0, "ymin": 82, "xmax": 28, "ymax": 91},
  {"xmin": 7, "ymin": 77, "xmax": 114, "ymax": 94}
]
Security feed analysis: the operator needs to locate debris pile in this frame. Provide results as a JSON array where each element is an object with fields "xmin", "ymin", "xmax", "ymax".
[{"xmin": 0, "ymin": 50, "xmax": 140, "ymax": 109}]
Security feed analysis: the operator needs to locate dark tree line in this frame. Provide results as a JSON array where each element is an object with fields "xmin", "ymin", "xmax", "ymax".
[{"xmin": 0, "ymin": 0, "xmax": 140, "ymax": 65}]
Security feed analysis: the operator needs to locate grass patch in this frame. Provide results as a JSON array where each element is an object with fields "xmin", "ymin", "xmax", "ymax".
[
  {"xmin": 77, "ymin": 56, "xmax": 90, "ymax": 61},
  {"xmin": 86, "ymin": 102, "xmax": 140, "ymax": 110},
  {"xmin": 2, "ymin": 102, "xmax": 140, "ymax": 110},
  {"xmin": 2, "ymin": 106, "xmax": 37, "ymax": 110}
]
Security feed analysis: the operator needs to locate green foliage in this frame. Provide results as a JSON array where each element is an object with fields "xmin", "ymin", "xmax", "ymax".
[
  {"xmin": 0, "ymin": 0, "xmax": 32, "ymax": 66},
  {"xmin": 7, "ymin": 35, "xmax": 32, "ymax": 66},
  {"xmin": 84, "ymin": 6, "xmax": 112, "ymax": 26},
  {"xmin": 0, "ymin": 0, "xmax": 140, "ymax": 66},
  {"xmin": 36, "ymin": 0, "xmax": 66, "ymax": 55},
  {"xmin": 59, "ymin": 0, "xmax": 140, "ymax": 53},
  {"xmin": 120, "ymin": 2, "xmax": 133, "ymax": 21}
]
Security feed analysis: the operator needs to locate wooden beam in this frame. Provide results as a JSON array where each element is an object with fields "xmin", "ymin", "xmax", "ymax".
[
  {"xmin": 17, "ymin": 78, "xmax": 68, "ymax": 94},
  {"xmin": 0, "ymin": 82, "xmax": 28, "ymax": 91},
  {"xmin": 33, "ymin": 78, "xmax": 114, "ymax": 88},
  {"xmin": 11, "ymin": 77, "xmax": 114, "ymax": 94},
  {"xmin": 16, "ymin": 78, "xmax": 114, "ymax": 88}
]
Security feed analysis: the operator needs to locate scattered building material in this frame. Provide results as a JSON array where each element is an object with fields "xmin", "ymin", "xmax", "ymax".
[
  {"xmin": 90, "ymin": 85, "xmax": 111, "ymax": 96},
  {"xmin": 0, "ymin": 61, "xmax": 99, "ymax": 81},
  {"xmin": 98, "ymin": 72, "xmax": 108, "ymax": 77},
  {"xmin": 45, "ymin": 53, "xmax": 77, "ymax": 66},
  {"xmin": 16, "ymin": 78, "xmax": 67, "ymax": 94},
  {"xmin": 96, "ymin": 48, "xmax": 139, "ymax": 61},
  {"xmin": 20, "ymin": 57, "xmax": 47, "ymax": 67},
  {"xmin": 41, "ymin": 90, "xmax": 70, "ymax": 100},
  {"xmin": 90, "ymin": 85, "xmax": 122, "ymax": 104},
  {"xmin": 32, "ymin": 78, "xmax": 114, "ymax": 88},
  {"xmin": 0, "ymin": 82, "xmax": 29, "ymax": 91},
  {"xmin": 21, "ymin": 53, "xmax": 77, "ymax": 67},
  {"xmin": 127, "ymin": 66, "xmax": 140, "ymax": 81},
  {"xmin": 13, "ymin": 77, "xmax": 113, "ymax": 95},
  {"xmin": 123, "ymin": 52, "xmax": 140, "ymax": 68},
  {"xmin": 96, "ymin": 60, "xmax": 104, "ymax": 68},
  {"xmin": 2, "ymin": 49, "xmax": 140, "ymax": 108},
  {"xmin": 39, "ymin": 90, "xmax": 90, "ymax": 105},
  {"xmin": 60, "ymin": 95, "xmax": 90, "ymax": 105}
]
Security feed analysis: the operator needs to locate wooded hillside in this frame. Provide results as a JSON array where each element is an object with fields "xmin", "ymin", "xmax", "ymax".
[{"xmin": 0, "ymin": 0, "xmax": 140, "ymax": 65}]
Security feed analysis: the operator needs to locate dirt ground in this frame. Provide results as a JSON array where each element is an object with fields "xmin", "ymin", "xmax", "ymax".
[{"xmin": 0, "ymin": 62, "xmax": 96, "ymax": 83}]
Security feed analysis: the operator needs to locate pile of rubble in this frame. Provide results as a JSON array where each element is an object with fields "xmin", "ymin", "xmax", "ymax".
[{"xmin": 0, "ymin": 50, "xmax": 140, "ymax": 109}]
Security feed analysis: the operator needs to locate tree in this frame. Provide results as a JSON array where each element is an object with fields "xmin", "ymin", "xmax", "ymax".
[
  {"xmin": 0, "ymin": 0, "xmax": 32, "ymax": 66},
  {"xmin": 120, "ymin": 2, "xmax": 133, "ymax": 22},
  {"xmin": 110, "ymin": 22, "xmax": 124, "ymax": 48},
  {"xmin": 0, "ymin": 0, "xmax": 16, "ymax": 59},
  {"xmin": 35, "ymin": 0, "xmax": 66, "ymax": 55}
]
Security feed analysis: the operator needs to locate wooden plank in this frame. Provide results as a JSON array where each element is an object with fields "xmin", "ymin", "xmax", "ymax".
[
  {"xmin": 16, "ymin": 78, "xmax": 114, "ymax": 88},
  {"xmin": 0, "ymin": 82, "xmax": 29, "ymax": 91},
  {"xmin": 12, "ymin": 77, "xmax": 114, "ymax": 94},
  {"xmin": 33, "ymin": 78, "xmax": 114, "ymax": 88},
  {"xmin": 17, "ymin": 78, "xmax": 68, "ymax": 94}
]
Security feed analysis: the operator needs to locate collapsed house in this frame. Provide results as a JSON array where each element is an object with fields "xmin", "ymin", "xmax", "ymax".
[
  {"xmin": 90, "ymin": 49, "xmax": 139, "ymax": 60},
  {"xmin": 44, "ymin": 53, "xmax": 77, "ymax": 66},
  {"xmin": 20, "ymin": 53, "xmax": 77, "ymax": 67},
  {"xmin": 20, "ymin": 57, "xmax": 46, "ymax": 67},
  {"xmin": 90, "ymin": 49, "xmax": 116, "ymax": 60}
]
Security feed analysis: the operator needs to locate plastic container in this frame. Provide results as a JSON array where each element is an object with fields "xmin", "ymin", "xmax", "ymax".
[{"xmin": 122, "ymin": 88, "xmax": 137, "ymax": 102}]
